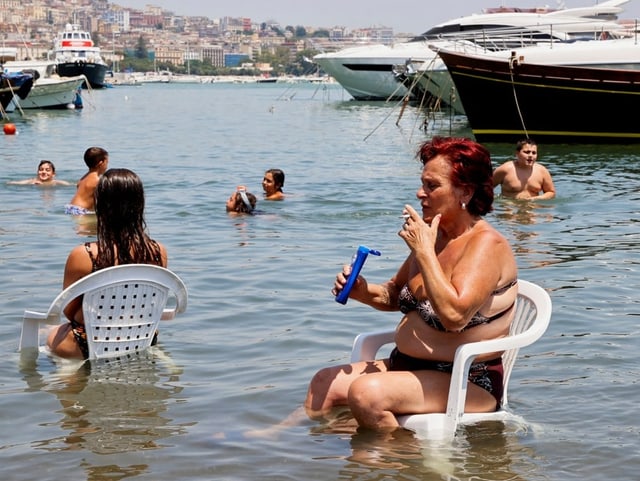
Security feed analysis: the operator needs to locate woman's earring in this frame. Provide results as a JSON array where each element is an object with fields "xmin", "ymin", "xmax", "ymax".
[{"xmin": 461, "ymin": 202, "xmax": 466, "ymax": 210}]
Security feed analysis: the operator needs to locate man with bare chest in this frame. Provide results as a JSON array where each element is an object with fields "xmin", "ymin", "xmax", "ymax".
[{"xmin": 493, "ymin": 139, "xmax": 556, "ymax": 200}]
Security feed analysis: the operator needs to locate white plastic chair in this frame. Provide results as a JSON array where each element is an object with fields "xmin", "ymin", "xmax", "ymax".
[
  {"xmin": 18, "ymin": 264, "xmax": 188, "ymax": 361},
  {"xmin": 350, "ymin": 279, "xmax": 551, "ymax": 441}
]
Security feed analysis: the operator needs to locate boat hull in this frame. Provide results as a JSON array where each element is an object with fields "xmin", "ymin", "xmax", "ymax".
[
  {"xmin": 11, "ymin": 76, "xmax": 84, "ymax": 109},
  {"xmin": 438, "ymin": 49, "xmax": 640, "ymax": 144},
  {"xmin": 313, "ymin": 43, "xmax": 425, "ymax": 100},
  {"xmin": 57, "ymin": 61, "xmax": 108, "ymax": 89},
  {"xmin": 0, "ymin": 73, "xmax": 33, "ymax": 111}
]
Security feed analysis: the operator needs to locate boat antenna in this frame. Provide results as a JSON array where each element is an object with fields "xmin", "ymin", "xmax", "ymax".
[{"xmin": 12, "ymin": 23, "xmax": 32, "ymax": 60}]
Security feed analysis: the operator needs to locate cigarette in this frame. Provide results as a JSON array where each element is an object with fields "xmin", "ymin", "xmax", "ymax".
[{"xmin": 400, "ymin": 214, "xmax": 410, "ymax": 219}]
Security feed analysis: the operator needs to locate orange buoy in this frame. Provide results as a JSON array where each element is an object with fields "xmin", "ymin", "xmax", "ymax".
[{"xmin": 3, "ymin": 123, "xmax": 17, "ymax": 135}]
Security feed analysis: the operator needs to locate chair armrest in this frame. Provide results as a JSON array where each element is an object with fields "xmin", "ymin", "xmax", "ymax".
[
  {"xmin": 350, "ymin": 329, "xmax": 396, "ymax": 363},
  {"xmin": 19, "ymin": 310, "xmax": 55, "ymax": 350}
]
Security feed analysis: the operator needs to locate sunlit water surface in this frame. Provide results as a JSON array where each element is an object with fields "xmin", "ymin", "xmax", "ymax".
[{"xmin": 1, "ymin": 83, "xmax": 638, "ymax": 481}]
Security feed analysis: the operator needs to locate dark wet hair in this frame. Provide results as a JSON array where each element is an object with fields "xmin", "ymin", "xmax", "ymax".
[
  {"xmin": 83, "ymin": 146, "xmax": 108, "ymax": 168},
  {"xmin": 417, "ymin": 136, "xmax": 494, "ymax": 216},
  {"xmin": 266, "ymin": 168, "xmax": 285, "ymax": 192},
  {"xmin": 516, "ymin": 138, "xmax": 537, "ymax": 152},
  {"xmin": 38, "ymin": 160, "xmax": 55, "ymax": 173},
  {"xmin": 93, "ymin": 168, "xmax": 161, "ymax": 269},
  {"xmin": 233, "ymin": 191, "xmax": 257, "ymax": 214}
]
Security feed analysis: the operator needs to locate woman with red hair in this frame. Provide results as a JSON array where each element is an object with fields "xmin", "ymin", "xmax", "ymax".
[{"xmin": 305, "ymin": 137, "xmax": 519, "ymax": 430}]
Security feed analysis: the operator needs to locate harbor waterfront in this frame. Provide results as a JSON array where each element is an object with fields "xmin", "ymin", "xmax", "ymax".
[{"xmin": 1, "ymin": 83, "xmax": 639, "ymax": 481}]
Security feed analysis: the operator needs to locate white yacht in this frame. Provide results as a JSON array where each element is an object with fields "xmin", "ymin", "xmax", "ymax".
[{"xmin": 313, "ymin": 0, "xmax": 630, "ymax": 101}]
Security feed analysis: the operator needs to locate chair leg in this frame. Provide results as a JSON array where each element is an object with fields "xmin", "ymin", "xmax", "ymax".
[{"xmin": 19, "ymin": 317, "xmax": 41, "ymax": 350}]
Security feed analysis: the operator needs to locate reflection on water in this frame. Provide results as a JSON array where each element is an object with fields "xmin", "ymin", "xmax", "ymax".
[
  {"xmin": 19, "ymin": 349, "xmax": 187, "ymax": 465},
  {"xmin": 306, "ymin": 410, "xmax": 543, "ymax": 481},
  {"xmin": 3, "ymin": 84, "xmax": 640, "ymax": 481},
  {"xmin": 71, "ymin": 213, "xmax": 97, "ymax": 237},
  {"xmin": 493, "ymin": 198, "xmax": 556, "ymax": 269},
  {"xmin": 305, "ymin": 421, "xmax": 544, "ymax": 481}
]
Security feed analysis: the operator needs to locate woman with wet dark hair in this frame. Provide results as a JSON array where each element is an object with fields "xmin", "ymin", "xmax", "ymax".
[{"xmin": 47, "ymin": 168, "xmax": 167, "ymax": 359}]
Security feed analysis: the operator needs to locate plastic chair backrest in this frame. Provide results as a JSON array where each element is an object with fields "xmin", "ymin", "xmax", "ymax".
[
  {"xmin": 501, "ymin": 283, "xmax": 544, "ymax": 406},
  {"xmin": 82, "ymin": 277, "xmax": 169, "ymax": 359},
  {"xmin": 18, "ymin": 264, "xmax": 188, "ymax": 361}
]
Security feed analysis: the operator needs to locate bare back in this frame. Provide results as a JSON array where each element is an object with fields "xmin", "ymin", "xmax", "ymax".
[{"xmin": 69, "ymin": 172, "xmax": 100, "ymax": 210}]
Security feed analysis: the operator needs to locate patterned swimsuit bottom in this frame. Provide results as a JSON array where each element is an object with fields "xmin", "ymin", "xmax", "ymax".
[{"xmin": 388, "ymin": 347, "xmax": 504, "ymax": 405}]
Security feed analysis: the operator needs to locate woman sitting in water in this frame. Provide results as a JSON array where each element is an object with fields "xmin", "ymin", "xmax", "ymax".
[
  {"xmin": 305, "ymin": 136, "xmax": 518, "ymax": 430},
  {"xmin": 47, "ymin": 168, "xmax": 168, "ymax": 359},
  {"xmin": 226, "ymin": 186, "xmax": 257, "ymax": 214}
]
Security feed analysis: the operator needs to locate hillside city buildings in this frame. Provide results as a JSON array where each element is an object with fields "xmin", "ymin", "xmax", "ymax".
[{"xmin": 0, "ymin": 0, "xmax": 409, "ymax": 71}]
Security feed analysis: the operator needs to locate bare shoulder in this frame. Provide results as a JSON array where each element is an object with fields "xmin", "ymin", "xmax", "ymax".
[
  {"xmin": 471, "ymin": 220, "xmax": 513, "ymax": 251},
  {"xmin": 493, "ymin": 160, "xmax": 515, "ymax": 181},
  {"xmin": 154, "ymin": 240, "xmax": 169, "ymax": 267},
  {"xmin": 63, "ymin": 243, "xmax": 94, "ymax": 288}
]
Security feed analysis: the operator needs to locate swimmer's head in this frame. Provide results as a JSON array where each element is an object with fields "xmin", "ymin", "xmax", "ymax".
[
  {"xmin": 226, "ymin": 188, "xmax": 256, "ymax": 214},
  {"xmin": 37, "ymin": 160, "xmax": 56, "ymax": 182}
]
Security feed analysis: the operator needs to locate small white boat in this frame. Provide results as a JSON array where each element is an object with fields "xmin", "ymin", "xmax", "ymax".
[{"xmin": 3, "ymin": 59, "xmax": 85, "ymax": 109}]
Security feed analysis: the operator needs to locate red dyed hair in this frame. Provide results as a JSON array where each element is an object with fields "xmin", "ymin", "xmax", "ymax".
[{"xmin": 417, "ymin": 136, "xmax": 494, "ymax": 216}]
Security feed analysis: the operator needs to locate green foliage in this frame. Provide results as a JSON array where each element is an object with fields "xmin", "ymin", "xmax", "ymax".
[
  {"xmin": 311, "ymin": 30, "xmax": 330, "ymax": 38},
  {"xmin": 115, "ymin": 43, "xmax": 320, "ymax": 77},
  {"xmin": 135, "ymin": 35, "xmax": 148, "ymax": 59}
]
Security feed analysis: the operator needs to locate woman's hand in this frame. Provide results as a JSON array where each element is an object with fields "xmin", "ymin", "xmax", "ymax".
[
  {"xmin": 398, "ymin": 204, "xmax": 440, "ymax": 253},
  {"xmin": 331, "ymin": 264, "xmax": 360, "ymax": 297}
]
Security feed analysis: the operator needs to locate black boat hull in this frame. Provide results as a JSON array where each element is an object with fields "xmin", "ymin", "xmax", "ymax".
[
  {"xmin": 57, "ymin": 61, "xmax": 108, "ymax": 89},
  {"xmin": 438, "ymin": 49, "xmax": 640, "ymax": 144}
]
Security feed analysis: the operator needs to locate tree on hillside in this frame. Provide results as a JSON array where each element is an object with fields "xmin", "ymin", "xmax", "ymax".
[{"xmin": 135, "ymin": 35, "xmax": 148, "ymax": 59}]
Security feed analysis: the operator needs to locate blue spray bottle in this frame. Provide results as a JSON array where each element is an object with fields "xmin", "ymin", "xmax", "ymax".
[{"xmin": 335, "ymin": 245, "xmax": 381, "ymax": 305}]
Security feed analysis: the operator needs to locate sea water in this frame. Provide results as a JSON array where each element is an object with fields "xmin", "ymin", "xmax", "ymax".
[{"xmin": 1, "ymin": 82, "xmax": 639, "ymax": 481}]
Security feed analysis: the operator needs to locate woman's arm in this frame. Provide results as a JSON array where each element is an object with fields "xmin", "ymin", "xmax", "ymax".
[
  {"xmin": 400, "ymin": 206, "xmax": 516, "ymax": 331},
  {"xmin": 62, "ymin": 245, "xmax": 93, "ymax": 322}
]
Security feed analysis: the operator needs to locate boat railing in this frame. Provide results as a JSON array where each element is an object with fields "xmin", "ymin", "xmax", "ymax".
[{"xmin": 410, "ymin": 21, "xmax": 633, "ymax": 52}]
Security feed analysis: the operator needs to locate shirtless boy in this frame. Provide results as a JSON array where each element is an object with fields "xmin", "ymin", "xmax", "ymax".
[
  {"xmin": 65, "ymin": 147, "xmax": 109, "ymax": 215},
  {"xmin": 493, "ymin": 139, "xmax": 556, "ymax": 200}
]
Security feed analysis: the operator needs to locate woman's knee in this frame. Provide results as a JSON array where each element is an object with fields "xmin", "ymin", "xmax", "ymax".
[
  {"xmin": 347, "ymin": 375, "xmax": 386, "ymax": 412},
  {"xmin": 305, "ymin": 365, "xmax": 346, "ymax": 413}
]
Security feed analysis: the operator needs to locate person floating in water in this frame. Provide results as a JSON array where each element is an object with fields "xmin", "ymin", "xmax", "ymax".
[
  {"xmin": 262, "ymin": 168, "xmax": 285, "ymax": 200},
  {"xmin": 226, "ymin": 185, "xmax": 257, "ymax": 215},
  {"xmin": 8, "ymin": 160, "xmax": 71, "ymax": 186}
]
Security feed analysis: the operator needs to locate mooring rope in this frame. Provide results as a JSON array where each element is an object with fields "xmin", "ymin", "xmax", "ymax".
[{"xmin": 508, "ymin": 53, "xmax": 528, "ymax": 138}]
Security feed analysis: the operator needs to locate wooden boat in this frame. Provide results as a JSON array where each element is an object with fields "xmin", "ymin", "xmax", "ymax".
[{"xmin": 436, "ymin": 47, "xmax": 640, "ymax": 144}]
